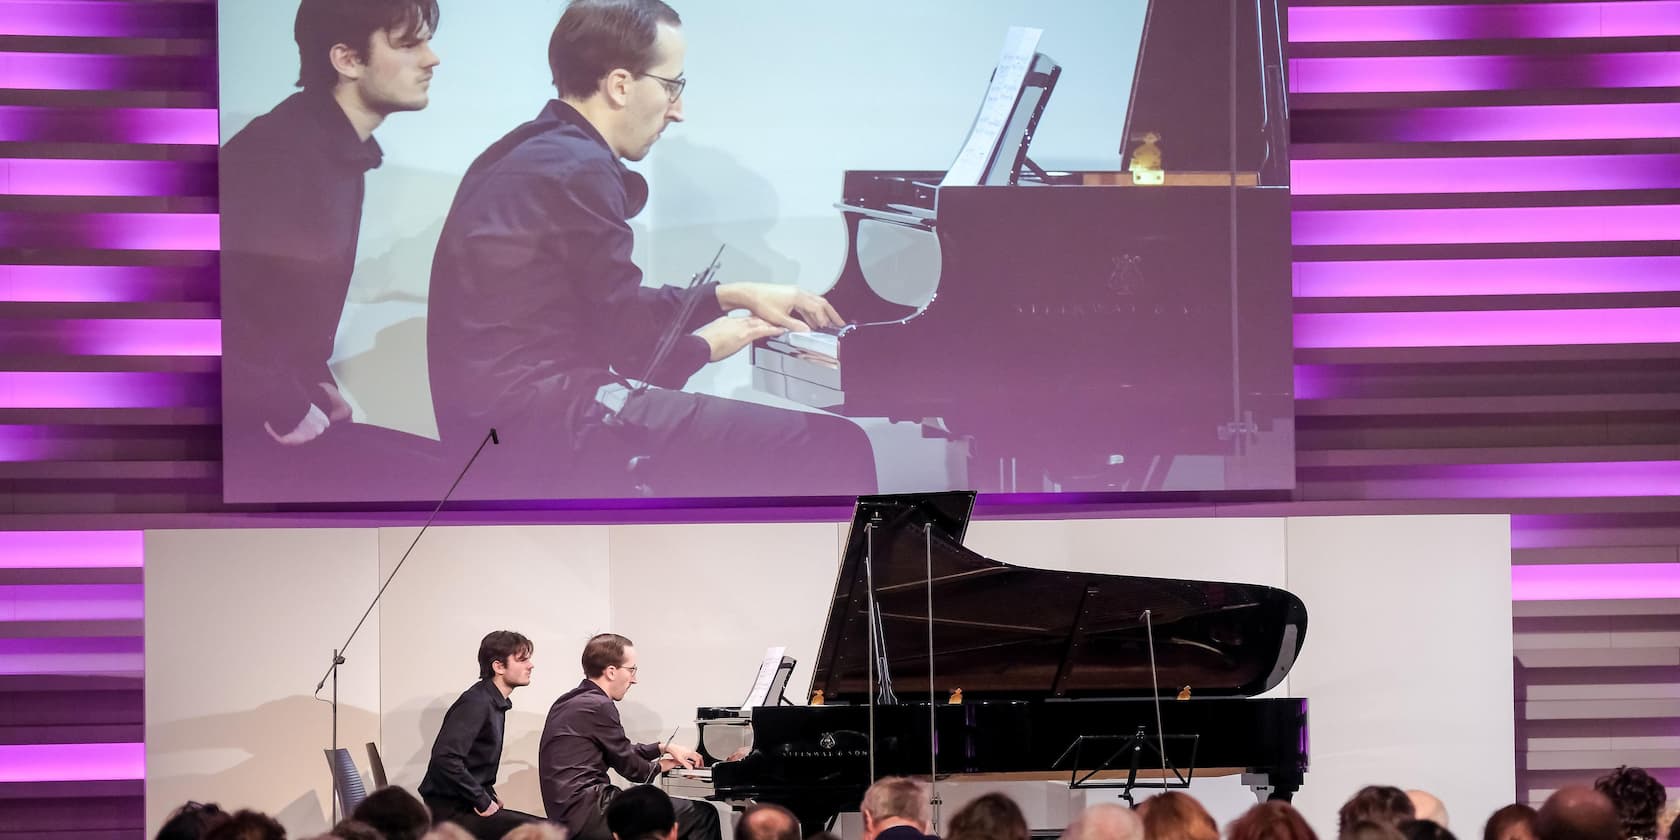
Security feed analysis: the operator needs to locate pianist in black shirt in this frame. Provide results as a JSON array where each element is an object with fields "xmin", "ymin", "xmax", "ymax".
[
  {"xmin": 539, "ymin": 633, "xmax": 720, "ymax": 840},
  {"xmin": 221, "ymin": 0, "xmax": 439, "ymax": 462},
  {"xmin": 417, "ymin": 631, "xmax": 542, "ymax": 839},
  {"xmin": 425, "ymin": 0, "xmax": 877, "ymax": 498}
]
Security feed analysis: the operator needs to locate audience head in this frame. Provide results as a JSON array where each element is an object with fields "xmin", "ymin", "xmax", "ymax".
[
  {"xmin": 1343, "ymin": 821, "xmax": 1408, "ymax": 840},
  {"xmin": 1538, "ymin": 786, "xmax": 1621, "ymax": 840},
  {"xmin": 738, "ymin": 803, "xmax": 801, "ymax": 840},
  {"xmin": 421, "ymin": 825, "xmax": 476, "ymax": 840},
  {"xmin": 1341, "ymin": 787, "xmax": 1418, "ymax": 835},
  {"xmin": 1135, "ymin": 792, "xmax": 1217, "ymax": 840},
  {"xmin": 350, "ymin": 786, "xmax": 431, "ymax": 840},
  {"xmin": 947, "ymin": 793, "xmax": 1029, "ymax": 840},
  {"xmin": 608, "ymin": 785, "xmax": 678, "ymax": 840},
  {"xmin": 204, "ymin": 810, "xmax": 287, "ymax": 840},
  {"xmin": 158, "ymin": 802, "xmax": 232, "ymax": 840},
  {"xmin": 1062, "ymin": 803, "xmax": 1143, "ymax": 840},
  {"xmin": 1401, "ymin": 820, "xmax": 1457, "ymax": 840},
  {"xmin": 1595, "ymin": 766, "xmax": 1667, "ymax": 840},
  {"xmin": 1484, "ymin": 804, "xmax": 1539, "ymax": 840},
  {"xmin": 1408, "ymin": 792, "xmax": 1450, "ymax": 828},
  {"xmin": 479, "ymin": 629, "xmax": 535, "ymax": 682},
  {"xmin": 503, "ymin": 824, "xmax": 570, "ymax": 840},
  {"xmin": 1229, "ymin": 801, "xmax": 1318, "ymax": 840},
  {"xmin": 862, "ymin": 776, "xmax": 931, "ymax": 839},
  {"xmin": 323, "ymin": 820, "xmax": 383, "ymax": 840}
]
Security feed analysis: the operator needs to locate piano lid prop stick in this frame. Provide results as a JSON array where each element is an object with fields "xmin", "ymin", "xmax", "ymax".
[{"xmin": 1142, "ymin": 609, "xmax": 1170, "ymax": 784}]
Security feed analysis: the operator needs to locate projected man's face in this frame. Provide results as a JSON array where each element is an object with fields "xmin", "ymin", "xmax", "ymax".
[
  {"xmin": 349, "ymin": 23, "xmax": 440, "ymax": 116},
  {"xmin": 621, "ymin": 22, "xmax": 685, "ymax": 162}
]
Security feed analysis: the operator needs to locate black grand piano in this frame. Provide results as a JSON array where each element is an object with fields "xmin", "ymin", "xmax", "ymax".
[
  {"xmin": 689, "ymin": 492, "xmax": 1309, "ymax": 832},
  {"xmin": 750, "ymin": 0, "xmax": 1294, "ymax": 493}
]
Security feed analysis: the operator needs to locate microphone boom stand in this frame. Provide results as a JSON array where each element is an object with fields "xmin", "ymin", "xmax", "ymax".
[{"xmin": 312, "ymin": 427, "xmax": 500, "ymax": 823}]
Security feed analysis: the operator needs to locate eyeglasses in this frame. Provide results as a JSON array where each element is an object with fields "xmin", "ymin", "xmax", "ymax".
[
  {"xmin": 614, "ymin": 664, "xmax": 640, "ymax": 675},
  {"xmin": 641, "ymin": 72, "xmax": 686, "ymax": 102}
]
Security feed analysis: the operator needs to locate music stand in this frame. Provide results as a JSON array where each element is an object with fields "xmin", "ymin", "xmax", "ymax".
[{"xmin": 1052, "ymin": 726, "xmax": 1199, "ymax": 805}]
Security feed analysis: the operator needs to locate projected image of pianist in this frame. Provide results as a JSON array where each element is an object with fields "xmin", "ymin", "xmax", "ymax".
[
  {"xmin": 425, "ymin": 0, "xmax": 877, "ymax": 497},
  {"xmin": 220, "ymin": 0, "xmax": 440, "ymax": 453}
]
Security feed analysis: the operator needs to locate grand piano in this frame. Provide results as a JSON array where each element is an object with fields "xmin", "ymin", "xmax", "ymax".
[
  {"xmin": 751, "ymin": 0, "xmax": 1294, "ymax": 493},
  {"xmin": 687, "ymin": 492, "xmax": 1310, "ymax": 832}
]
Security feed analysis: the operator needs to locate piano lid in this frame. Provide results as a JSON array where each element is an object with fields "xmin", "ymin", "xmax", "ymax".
[{"xmin": 809, "ymin": 493, "xmax": 1308, "ymax": 703}]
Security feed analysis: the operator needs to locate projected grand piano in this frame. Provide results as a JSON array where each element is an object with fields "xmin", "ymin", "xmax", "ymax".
[
  {"xmin": 751, "ymin": 0, "xmax": 1294, "ymax": 493},
  {"xmin": 686, "ymin": 493, "xmax": 1310, "ymax": 832}
]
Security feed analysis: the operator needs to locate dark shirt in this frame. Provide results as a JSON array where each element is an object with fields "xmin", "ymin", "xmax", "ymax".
[
  {"xmin": 538, "ymin": 678, "xmax": 663, "ymax": 832},
  {"xmin": 219, "ymin": 90, "xmax": 382, "ymax": 431},
  {"xmin": 417, "ymin": 678, "xmax": 513, "ymax": 812},
  {"xmin": 426, "ymin": 99, "xmax": 718, "ymax": 446},
  {"xmin": 878, "ymin": 825, "xmax": 940, "ymax": 840}
]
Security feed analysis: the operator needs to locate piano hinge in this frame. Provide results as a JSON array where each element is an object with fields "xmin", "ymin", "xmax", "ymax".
[{"xmin": 1217, "ymin": 411, "xmax": 1260, "ymax": 442}]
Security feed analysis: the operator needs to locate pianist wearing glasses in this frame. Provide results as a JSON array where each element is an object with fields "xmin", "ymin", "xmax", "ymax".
[
  {"xmin": 425, "ymin": 0, "xmax": 877, "ymax": 498},
  {"xmin": 539, "ymin": 633, "xmax": 721, "ymax": 840}
]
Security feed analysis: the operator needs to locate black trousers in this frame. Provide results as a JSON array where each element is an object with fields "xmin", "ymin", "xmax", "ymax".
[
  {"xmin": 605, "ymin": 388, "xmax": 878, "ymax": 497},
  {"xmin": 424, "ymin": 796, "xmax": 543, "ymax": 840},
  {"xmin": 570, "ymin": 792, "xmax": 721, "ymax": 840}
]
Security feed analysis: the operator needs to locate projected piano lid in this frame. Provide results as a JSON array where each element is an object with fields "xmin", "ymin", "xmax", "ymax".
[{"xmin": 809, "ymin": 492, "xmax": 1308, "ymax": 704}]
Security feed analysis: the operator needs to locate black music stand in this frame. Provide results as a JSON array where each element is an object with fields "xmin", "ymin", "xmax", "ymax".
[{"xmin": 1052, "ymin": 726, "xmax": 1199, "ymax": 805}]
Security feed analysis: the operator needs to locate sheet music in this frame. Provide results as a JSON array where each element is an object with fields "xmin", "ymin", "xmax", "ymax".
[
  {"xmin": 741, "ymin": 645, "xmax": 788, "ymax": 708},
  {"xmin": 941, "ymin": 26, "xmax": 1044, "ymax": 189}
]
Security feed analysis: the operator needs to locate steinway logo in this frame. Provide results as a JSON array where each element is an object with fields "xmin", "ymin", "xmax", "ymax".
[{"xmin": 1008, "ymin": 254, "xmax": 1187, "ymax": 317}]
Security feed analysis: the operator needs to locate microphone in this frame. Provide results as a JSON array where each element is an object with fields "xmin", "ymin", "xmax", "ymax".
[{"xmin": 490, "ymin": 427, "xmax": 499, "ymax": 445}]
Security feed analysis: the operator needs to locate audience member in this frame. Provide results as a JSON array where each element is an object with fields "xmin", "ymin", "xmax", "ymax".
[
  {"xmin": 324, "ymin": 820, "xmax": 382, "ymax": 840},
  {"xmin": 1537, "ymin": 787, "xmax": 1620, "ymax": 840},
  {"xmin": 861, "ymin": 777, "xmax": 934, "ymax": 840},
  {"xmin": 1400, "ymin": 819, "xmax": 1457, "ymax": 840},
  {"xmin": 608, "ymin": 785, "xmax": 679, "ymax": 840},
  {"xmin": 1228, "ymin": 801, "xmax": 1318, "ymax": 840},
  {"xmin": 423, "ymin": 824, "xmax": 477, "ymax": 840},
  {"xmin": 204, "ymin": 810, "xmax": 287, "ymax": 840},
  {"xmin": 1063, "ymin": 804, "xmax": 1144, "ymax": 840},
  {"xmin": 157, "ymin": 802, "xmax": 232, "ymax": 840},
  {"xmin": 504, "ymin": 823, "xmax": 571, "ymax": 840},
  {"xmin": 1341, "ymin": 788, "xmax": 1417, "ymax": 835},
  {"xmin": 352, "ymin": 786, "xmax": 432, "ymax": 840},
  {"xmin": 1135, "ymin": 792, "xmax": 1216, "ymax": 840},
  {"xmin": 738, "ymin": 803, "xmax": 802, "ymax": 840},
  {"xmin": 1484, "ymin": 804, "xmax": 1538, "ymax": 840},
  {"xmin": 1343, "ymin": 821, "xmax": 1406, "ymax": 840},
  {"xmin": 1409, "ymin": 793, "xmax": 1450, "ymax": 828},
  {"xmin": 947, "ymin": 793, "xmax": 1029, "ymax": 840},
  {"xmin": 1595, "ymin": 766, "xmax": 1667, "ymax": 840}
]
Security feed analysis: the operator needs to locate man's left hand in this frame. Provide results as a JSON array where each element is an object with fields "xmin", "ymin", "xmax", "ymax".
[{"xmin": 717, "ymin": 282, "xmax": 843, "ymax": 333}]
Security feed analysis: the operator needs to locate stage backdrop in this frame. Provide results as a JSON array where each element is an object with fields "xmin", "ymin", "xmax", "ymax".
[
  {"xmin": 216, "ymin": 0, "xmax": 1295, "ymax": 503},
  {"xmin": 145, "ymin": 513, "xmax": 1510, "ymax": 838}
]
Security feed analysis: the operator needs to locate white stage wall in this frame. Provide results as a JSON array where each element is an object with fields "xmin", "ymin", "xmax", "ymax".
[{"xmin": 144, "ymin": 514, "xmax": 1511, "ymax": 838}]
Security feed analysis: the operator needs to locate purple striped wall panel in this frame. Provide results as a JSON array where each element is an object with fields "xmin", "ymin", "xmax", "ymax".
[
  {"xmin": 0, "ymin": 372, "xmax": 212, "ymax": 409},
  {"xmin": 0, "ymin": 212, "xmax": 218, "ymax": 251},
  {"xmin": 1296, "ymin": 308, "xmax": 1680, "ymax": 348},
  {"xmin": 0, "ymin": 319, "xmax": 220, "ymax": 356},
  {"xmin": 0, "ymin": 532, "xmax": 141, "ymax": 569},
  {"xmin": 0, "ymin": 53, "xmax": 213, "ymax": 92},
  {"xmin": 1294, "ymin": 256, "xmax": 1680, "ymax": 297},
  {"xmin": 0, "ymin": 159, "xmax": 214, "ymax": 198},
  {"xmin": 1292, "ymin": 154, "xmax": 1680, "ymax": 196},
  {"xmin": 0, "ymin": 637, "xmax": 142, "ymax": 678},
  {"xmin": 1289, "ymin": 2, "xmax": 1680, "ymax": 43},
  {"xmin": 0, "ymin": 585, "xmax": 142, "ymax": 622},
  {"xmin": 0, "ymin": 265, "xmax": 218, "ymax": 304},
  {"xmin": 0, "ymin": 105, "xmax": 217, "ymax": 145},
  {"xmin": 0, "ymin": 743, "xmax": 142, "ymax": 783},
  {"xmin": 1294, "ymin": 102, "xmax": 1680, "ymax": 143},
  {"xmin": 1290, "ymin": 52, "xmax": 1680, "ymax": 94},
  {"xmin": 1293, "ymin": 204, "xmax": 1680, "ymax": 246},
  {"xmin": 0, "ymin": 1, "xmax": 212, "ymax": 39}
]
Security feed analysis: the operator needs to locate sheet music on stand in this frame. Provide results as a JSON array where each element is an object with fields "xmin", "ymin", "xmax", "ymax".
[
  {"xmin": 742, "ymin": 645, "xmax": 791, "ymax": 708},
  {"xmin": 941, "ymin": 26, "xmax": 1044, "ymax": 189}
]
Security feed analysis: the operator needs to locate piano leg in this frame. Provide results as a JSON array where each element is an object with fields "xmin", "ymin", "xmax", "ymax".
[{"xmin": 1241, "ymin": 771, "xmax": 1301, "ymax": 803}]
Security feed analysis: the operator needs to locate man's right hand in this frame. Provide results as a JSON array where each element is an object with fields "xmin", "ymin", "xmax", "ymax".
[
  {"xmin": 263, "ymin": 403, "xmax": 331, "ymax": 445},
  {"xmin": 696, "ymin": 315, "xmax": 784, "ymax": 362},
  {"xmin": 475, "ymin": 799, "xmax": 501, "ymax": 818}
]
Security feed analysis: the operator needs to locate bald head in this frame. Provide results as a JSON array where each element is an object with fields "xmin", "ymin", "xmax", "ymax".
[
  {"xmin": 1062, "ymin": 804, "xmax": 1144, "ymax": 840},
  {"xmin": 738, "ymin": 803, "xmax": 801, "ymax": 840},
  {"xmin": 1537, "ymin": 787, "xmax": 1619, "ymax": 840},
  {"xmin": 1408, "ymin": 792, "xmax": 1449, "ymax": 828}
]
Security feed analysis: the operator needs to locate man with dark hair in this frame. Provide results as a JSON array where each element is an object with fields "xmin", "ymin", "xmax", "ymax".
[
  {"xmin": 608, "ymin": 785, "xmax": 679, "ymax": 840},
  {"xmin": 220, "ymin": 0, "xmax": 440, "ymax": 472},
  {"xmin": 1536, "ymin": 787, "xmax": 1621, "ymax": 840},
  {"xmin": 418, "ymin": 631, "xmax": 540, "ymax": 839},
  {"xmin": 352, "ymin": 787, "xmax": 433, "ymax": 840},
  {"xmin": 156, "ymin": 801, "xmax": 232, "ymax": 840},
  {"xmin": 860, "ymin": 777, "xmax": 933, "ymax": 840},
  {"xmin": 1339, "ymin": 786, "xmax": 1417, "ymax": 836},
  {"xmin": 203, "ymin": 810, "xmax": 286, "ymax": 840},
  {"xmin": 426, "ymin": 0, "xmax": 877, "ymax": 499},
  {"xmin": 539, "ymin": 633, "xmax": 719, "ymax": 840},
  {"xmin": 737, "ymin": 803, "xmax": 801, "ymax": 840},
  {"xmin": 1593, "ymin": 765, "xmax": 1665, "ymax": 840}
]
